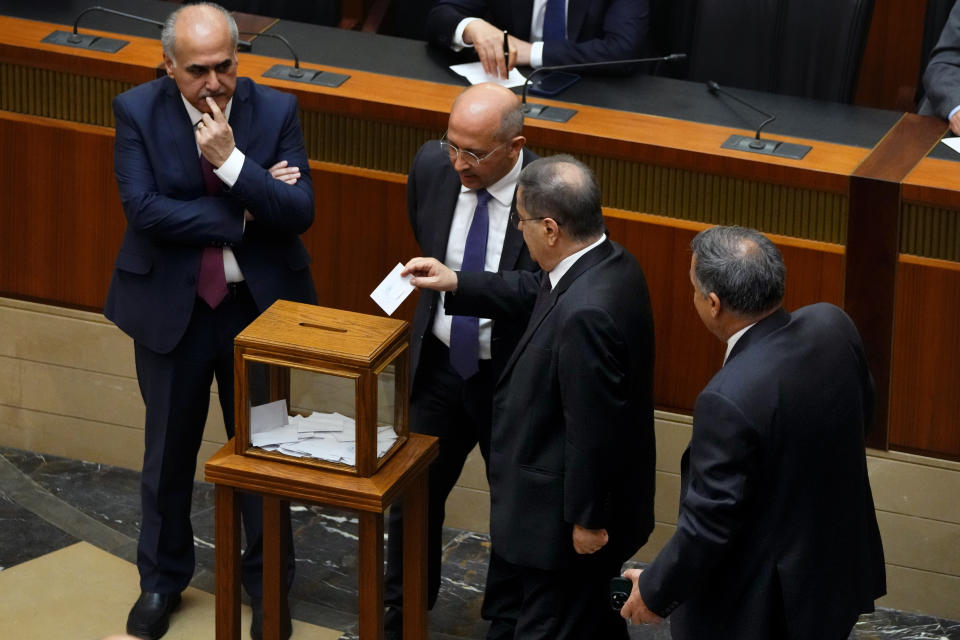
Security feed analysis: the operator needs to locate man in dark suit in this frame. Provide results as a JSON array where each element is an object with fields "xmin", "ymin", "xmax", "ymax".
[
  {"xmin": 403, "ymin": 155, "xmax": 656, "ymax": 639},
  {"xmin": 426, "ymin": 0, "xmax": 649, "ymax": 78},
  {"xmin": 920, "ymin": 1, "xmax": 960, "ymax": 134},
  {"xmin": 620, "ymin": 226, "xmax": 886, "ymax": 639},
  {"xmin": 106, "ymin": 4, "xmax": 314, "ymax": 639},
  {"xmin": 384, "ymin": 82, "xmax": 538, "ymax": 638}
]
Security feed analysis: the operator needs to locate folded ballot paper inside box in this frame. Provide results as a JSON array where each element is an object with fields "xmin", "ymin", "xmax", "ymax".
[{"xmin": 249, "ymin": 399, "xmax": 398, "ymax": 467}]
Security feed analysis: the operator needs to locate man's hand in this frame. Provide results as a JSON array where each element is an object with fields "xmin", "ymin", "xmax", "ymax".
[
  {"xmin": 950, "ymin": 110, "xmax": 960, "ymax": 136},
  {"xmin": 196, "ymin": 96, "xmax": 236, "ymax": 167},
  {"xmin": 619, "ymin": 568, "xmax": 664, "ymax": 625},
  {"xmin": 401, "ymin": 257, "xmax": 458, "ymax": 291},
  {"xmin": 269, "ymin": 160, "xmax": 301, "ymax": 185},
  {"xmin": 462, "ymin": 19, "xmax": 523, "ymax": 78},
  {"xmin": 572, "ymin": 525, "xmax": 608, "ymax": 554}
]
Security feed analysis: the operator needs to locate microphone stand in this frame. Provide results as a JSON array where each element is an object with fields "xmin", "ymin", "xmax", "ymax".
[
  {"xmin": 520, "ymin": 54, "xmax": 687, "ymax": 123},
  {"xmin": 239, "ymin": 32, "xmax": 350, "ymax": 88},
  {"xmin": 43, "ymin": 5, "xmax": 164, "ymax": 54},
  {"xmin": 706, "ymin": 80, "xmax": 811, "ymax": 160}
]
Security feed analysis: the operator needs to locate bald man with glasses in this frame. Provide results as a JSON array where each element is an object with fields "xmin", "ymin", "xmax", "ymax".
[{"xmin": 383, "ymin": 83, "xmax": 539, "ymax": 639}]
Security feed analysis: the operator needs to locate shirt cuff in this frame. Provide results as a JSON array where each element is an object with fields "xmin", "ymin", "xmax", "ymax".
[
  {"xmin": 213, "ymin": 146, "xmax": 245, "ymax": 188},
  {"xmin": 530, "ymin": 42, "xmax": 545, "ymax": 69},
  {"xmin": 453, "ymin": 17, "xmax": 480, "ymax": 50},
  {"xmin": 949, "ymin": 105, "xmax": 960, "ymax": 121}
]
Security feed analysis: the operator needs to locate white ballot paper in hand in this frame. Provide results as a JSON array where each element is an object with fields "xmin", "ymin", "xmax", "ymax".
[
  {"xmin": 449, "ymin": 62, "xmax": 527, "ymax": 88},
  {"xmin": 370, "ymin": 262, "xmax": 415, "ymax": 315}
]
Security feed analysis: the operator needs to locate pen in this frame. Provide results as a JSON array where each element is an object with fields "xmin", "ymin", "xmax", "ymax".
[{"xmin": 502, "ymin": 29, "xmax": 509, "ymax": 78}]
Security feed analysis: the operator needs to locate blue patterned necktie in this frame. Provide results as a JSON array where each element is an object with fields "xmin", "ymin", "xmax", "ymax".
[
  {"xmin": 449, "ymin": 189, "xmax": 491, "ymax": 379},
  {"xmin": 543, "ymin": 0, "xmax": 566, "ymax": 41}
]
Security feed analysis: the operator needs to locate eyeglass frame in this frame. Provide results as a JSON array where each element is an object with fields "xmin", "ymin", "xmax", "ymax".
[
  {"xmin": 509, "ymin": 209, "xmax": 563, "ymax": 227},
  {"xmin": 439, "ymin": 131, "xmax": 510, "ymax": 168}
]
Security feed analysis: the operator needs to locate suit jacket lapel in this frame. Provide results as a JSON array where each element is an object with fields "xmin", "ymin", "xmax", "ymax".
[
  {"xmin": 498, "ymin": 150, "xmax": 534, "ymax": 270},
  {"xmin": 161, "ymin": 78, "xmax": 204, "ymax": 194},
  {"xmin": 498, "ymin": 240, "xmax": 614, "ymax": 385},
  {"xmin": 229, "ymin": 78, "xmax": 251, "ymax": 155},
  {"xmin": 513, "ymin": 1, "xmax": 535, "ymax": 39},
  {"xmin": 566, "ymin": 0, "xmax": 588, "ymax": 40}
]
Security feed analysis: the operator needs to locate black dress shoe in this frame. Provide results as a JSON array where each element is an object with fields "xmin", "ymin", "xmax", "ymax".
[
  {"xmin": 125, "ymin": 591, "xmax": 181, "ymax": 640},
  {"xmin": 250, "ymin": 597, "xmax": 292, "ymax": 640}
]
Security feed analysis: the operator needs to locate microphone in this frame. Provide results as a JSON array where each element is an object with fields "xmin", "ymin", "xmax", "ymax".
[
  {"xmin": 239, "ymin": 32, "xmax": 349, "ymax": 88},
  {"xmin": 43, "ymin": 5, "xmax": 164, "ymax": 53},
  {"xmin": 706, "ymin": 80, "xmax": 811, "ymax": 160},
  {"xmin": 520, "ymin": 53, "xmax": 687, "ymax": 123}
]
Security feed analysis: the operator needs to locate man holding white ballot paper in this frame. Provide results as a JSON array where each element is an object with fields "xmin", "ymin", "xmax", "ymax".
[{"xmin": 383, "ymin": 82, "xmax": 539, "ymax": 638}]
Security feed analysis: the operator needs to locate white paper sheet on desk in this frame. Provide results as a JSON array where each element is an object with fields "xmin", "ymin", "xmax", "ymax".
[
  {"xmin": 370, "ymin": 263, "xmax": 416, "ymax": 316},
  {"xmin": 449, "ymin": 62, "xmax": 527, "ymax": 88},
  {"xmin": 942, "ymin": 137, "xmax": 960, "ymax": 155}
]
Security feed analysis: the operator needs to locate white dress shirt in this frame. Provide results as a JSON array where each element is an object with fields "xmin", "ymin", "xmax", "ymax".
[
  {"xmin": 453, "ymin": 0, "xmax": 571, "ymax": 69},
  {"xmin": 547, "ymin": 232, "xmax": 605, "ymax": 289},
  {"xmin": 433, "ymin": 150, "xmax": 524, "ymax": 359}
]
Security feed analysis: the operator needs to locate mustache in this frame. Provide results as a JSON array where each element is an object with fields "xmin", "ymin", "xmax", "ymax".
[{"xmin": 198, "ymin": 90, "xmax": 226, "ymax": 99}]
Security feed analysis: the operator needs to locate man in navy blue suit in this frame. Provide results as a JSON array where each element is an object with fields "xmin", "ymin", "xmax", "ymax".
[
  {"xmin": 619, "ymin": 226, "xmax": 885, "ymax": 639},
  {"xmin": 426, "ymin": 0, "xmax": 650, "ymax": 78},
  {"xmin": 106, "ymin": 4, "xmax": 315, "ymax": 639}
]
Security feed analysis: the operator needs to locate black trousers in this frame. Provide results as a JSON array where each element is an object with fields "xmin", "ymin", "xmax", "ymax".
[
  {"xmin": 133, "ymin": 285, "xmax": 293, "ymax": 598},
  {"xmin": 483, "ymin": 549, "xmax": 630, "ymax": 640},
  {"xmin": 384, "ymin": 333, "xmax": 495, "ymax": 632}
]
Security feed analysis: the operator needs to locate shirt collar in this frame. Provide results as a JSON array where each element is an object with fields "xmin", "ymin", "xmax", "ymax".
[
  {"xmin": 548, "ymin": 233, "xmax": 606, "ymax": 289},
  {"xmin": 724, "ymin": 322, "xmax": 757, "ymax": 364},
  {"xmin": 460, "ymin": 149, "xmax": 524, "ymax": 207},
  {"xmin": 181, "ymin": 94, "xmax": 233, "ymax": 129}
]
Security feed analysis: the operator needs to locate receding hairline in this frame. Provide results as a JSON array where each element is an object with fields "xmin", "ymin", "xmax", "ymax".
[
  {"xmin": 449, "ymin": 84, "xmax": 522, "ymax": 139},
  {"xmin": 163, "ymin": 3, "xmax": 236, "ymax": 63}
]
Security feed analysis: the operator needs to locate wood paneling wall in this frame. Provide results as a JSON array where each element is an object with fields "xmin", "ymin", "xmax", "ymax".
[{"xmin": 890, "ymin": 256, "xmax": 960, "ymax": 459}]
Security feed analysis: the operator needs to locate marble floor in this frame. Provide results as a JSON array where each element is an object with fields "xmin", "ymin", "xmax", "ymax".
[{"xmin": 1, "ymin": 445, "xmax": 958, "ymax": 640}]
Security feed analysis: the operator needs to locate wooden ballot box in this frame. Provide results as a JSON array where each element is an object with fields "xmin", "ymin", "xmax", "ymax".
[
  {"xmin": 233, "ymin": 300, "xmax": 409, "ymax": 477},
  {"xmin": 208, "ymin": 302, "xmax": 436, "ymax": 640}
]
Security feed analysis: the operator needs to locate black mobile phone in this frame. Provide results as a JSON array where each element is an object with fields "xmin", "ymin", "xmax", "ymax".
[
  {"xmin": 529, "ymin": 71, "xmax": 580, "ymax": 97},
  {"xmin": 609, "ymin": 576, "xmax": 632, "ymax": 610}
]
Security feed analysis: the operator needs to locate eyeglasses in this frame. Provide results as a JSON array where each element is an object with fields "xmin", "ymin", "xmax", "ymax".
[
  {"xmin": 509, "ymin": 210, "xmax": 562, "ymax": 227},
  {"xmin": 439, "ymin": 133, "xmax": 508, "ymax": 168}
]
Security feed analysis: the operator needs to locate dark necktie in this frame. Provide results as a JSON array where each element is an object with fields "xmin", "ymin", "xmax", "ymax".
[
  {"xmin": 449, "ymin": 189, "xmax": 492, "ymax": 379},
  {"xmin": 197, "ymin": 154, "xmax": 228, "ymax": 309},
  {"xmin": 543, "ymin": 0, "xmax": 566, "ymax": 41}
]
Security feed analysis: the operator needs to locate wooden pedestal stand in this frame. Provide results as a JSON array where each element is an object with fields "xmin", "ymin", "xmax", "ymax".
[{"xmin": 205, "ymin": 433, "xmax": 438, "ymax": 640}]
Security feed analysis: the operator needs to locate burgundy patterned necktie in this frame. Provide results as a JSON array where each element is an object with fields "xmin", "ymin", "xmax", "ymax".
[
  {"xmin": 448, "ymin": 189, "xmax": 491, "ymax": 379},
  {"xmin": 197, "ymin": 154, "xmax": 228, "ymax": 309}
]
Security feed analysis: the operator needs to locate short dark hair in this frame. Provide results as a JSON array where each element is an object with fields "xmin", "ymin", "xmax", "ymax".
[
  {"xmin": 517, "ymin": 155, "xmax": 604, "ymax": 241},
  {"xmin": 691, "ymin": 226, "xmax": 785, "ymax": 315},
  {"xmin": 495, "ymin": 101, "xmax": 524, "ymax": 141}
]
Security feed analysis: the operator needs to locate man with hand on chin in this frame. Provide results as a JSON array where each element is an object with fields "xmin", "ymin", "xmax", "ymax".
[{"xmin": 107, "ymin": 3, "xmax": 315, "ymax": 639}]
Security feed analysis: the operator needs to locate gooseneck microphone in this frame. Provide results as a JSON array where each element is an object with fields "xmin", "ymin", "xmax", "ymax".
[
  {"xmin": 239, "ymin": 31, "xmax": 350, "ymax": 88},
  {"xmin": 706, "ymin": 80, "xmax": 775, "ymax": 147},
  {"xmin": 69, "ymin": 6, "xmax": 163, "ymax": 40},
  {"xmin": 43, "ymin": 5, "xmax": 164, "ymax": 53},
  {"xmin": 706, "ymin": 80, "xmax": 811, "ymax": 159},
  {"xmin": 522, "ymin": 53, "xmax": 688, "ymax": 108}
]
